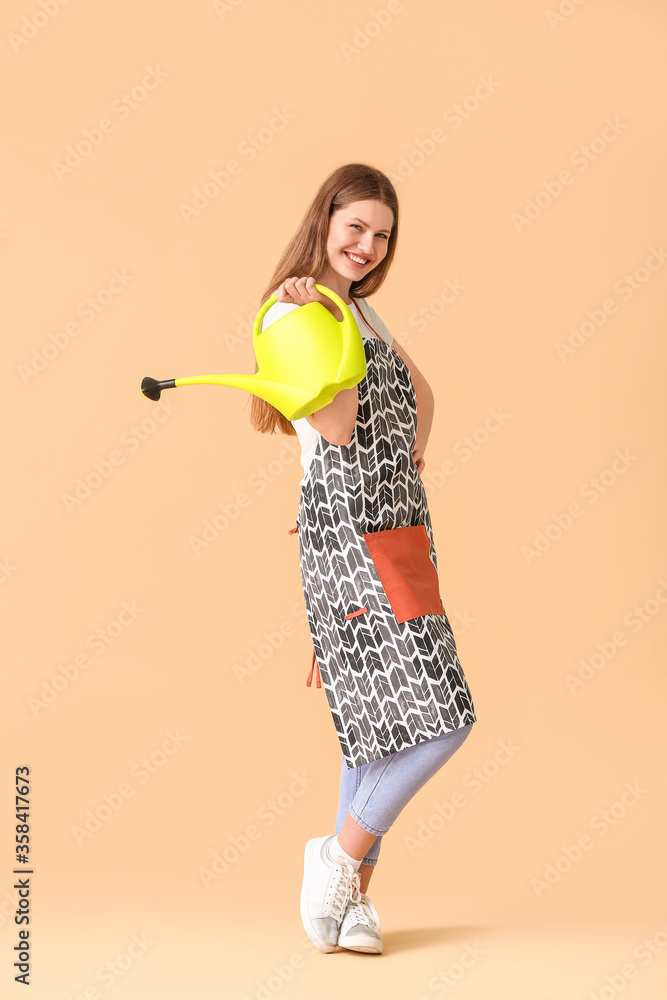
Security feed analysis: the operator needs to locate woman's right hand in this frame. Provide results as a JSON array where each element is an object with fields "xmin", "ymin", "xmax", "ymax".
[{"xmin": 277, "ymin": 276, "xmax": 343, "ymax": 321}]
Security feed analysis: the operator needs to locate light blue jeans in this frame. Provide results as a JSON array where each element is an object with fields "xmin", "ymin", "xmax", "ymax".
[{"xmin": 334, "ymin": 723, "xmax": 474, "ymax": 866}]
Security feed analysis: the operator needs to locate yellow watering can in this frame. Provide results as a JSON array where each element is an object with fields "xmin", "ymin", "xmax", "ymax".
[{"xmin": 140, "ymin": 284, "xmax": 367, "ymax": 420}]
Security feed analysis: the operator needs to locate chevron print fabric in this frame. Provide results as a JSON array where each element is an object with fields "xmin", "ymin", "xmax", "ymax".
[{"xmin": 295, "ymin": 298, "xmax": 476, "ymax": 769}]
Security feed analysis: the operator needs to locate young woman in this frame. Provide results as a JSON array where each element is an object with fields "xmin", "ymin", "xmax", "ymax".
[{"xmin": 250, "ymin": 163, "xmax": 477, "ymax": 955}]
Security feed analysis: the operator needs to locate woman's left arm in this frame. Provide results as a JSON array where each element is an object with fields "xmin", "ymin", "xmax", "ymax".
[{"xmin": 391, "ymin": 338, "xmax": 435, "ymax": 474}]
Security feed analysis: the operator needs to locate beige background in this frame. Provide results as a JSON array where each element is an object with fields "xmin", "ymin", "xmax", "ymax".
[{"xmin": 2, "ymin": 0, "xmax": 666, "ymax": 997}]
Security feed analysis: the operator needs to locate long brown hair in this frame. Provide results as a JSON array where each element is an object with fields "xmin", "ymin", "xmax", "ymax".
[{"xmin": 248, "ymin": 162, "xmax": 399, "ymax": 437}]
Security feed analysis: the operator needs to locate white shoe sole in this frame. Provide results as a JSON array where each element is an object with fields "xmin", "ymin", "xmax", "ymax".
[{"xmin": 338, "ymin": 940, "xmax": 383, "ymax": 954}]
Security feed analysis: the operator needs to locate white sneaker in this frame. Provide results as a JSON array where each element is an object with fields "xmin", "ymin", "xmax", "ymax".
[
  {"xmin": 337, "ymin": 892, "xmax": 384, "ymax": 954},
  {"xmin": 300, "ymin": 834, "xmax": 362, "ymax": 953}
]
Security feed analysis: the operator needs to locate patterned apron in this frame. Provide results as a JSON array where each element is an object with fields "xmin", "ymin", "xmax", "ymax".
[{"xmin": 290, "ymin": 296, "xmax": 476, "ymax": 769}]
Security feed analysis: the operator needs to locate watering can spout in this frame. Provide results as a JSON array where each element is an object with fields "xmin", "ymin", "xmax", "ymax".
[
  {"xmin": 141, "ymin": 372, "xmax": 325, "ymax": 420},
  {"xmin": 140, "ymin": 283, "xmax": 367, "ymax": 421}
]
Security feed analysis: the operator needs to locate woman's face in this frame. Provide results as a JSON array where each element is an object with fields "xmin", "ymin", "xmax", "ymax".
[{"xmin": 325, "ymin": 199, "xmax": 394, "ymax": 281}]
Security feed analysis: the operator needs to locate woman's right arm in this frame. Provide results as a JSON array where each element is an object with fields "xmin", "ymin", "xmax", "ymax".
[{"xmin": 305, "ymin": 384, "xmax": 358, "ymax": 446}]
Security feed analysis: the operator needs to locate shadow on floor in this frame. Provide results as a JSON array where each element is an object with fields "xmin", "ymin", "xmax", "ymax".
[{"xmin": 334, "ymin": 924, "xmax": 492, "ymax": 956}]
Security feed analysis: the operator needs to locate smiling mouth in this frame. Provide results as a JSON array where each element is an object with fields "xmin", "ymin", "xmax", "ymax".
[{"xmin": 344, "ymin": 251, "xmax": 371, "ymax": 265}]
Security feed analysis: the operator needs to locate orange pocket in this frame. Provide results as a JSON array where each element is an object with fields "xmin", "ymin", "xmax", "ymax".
[{"xmin": 362, "ymin": 524, "xmax": 445, "ymax": 624}]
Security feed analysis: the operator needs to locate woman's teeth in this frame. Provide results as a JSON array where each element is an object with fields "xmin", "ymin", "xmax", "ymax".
[{"xmin": 345, "ymin": 252, "xmax": 369, "ymax": 264}]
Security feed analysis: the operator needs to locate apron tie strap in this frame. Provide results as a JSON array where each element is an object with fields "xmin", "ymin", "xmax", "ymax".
[
  {"xmin": 306, "ymin": 649, "xmax": 321, "ymax": 688},
  {"xmin": 350, "ymin": 297, "xmax": 384, "ymax": 342}
]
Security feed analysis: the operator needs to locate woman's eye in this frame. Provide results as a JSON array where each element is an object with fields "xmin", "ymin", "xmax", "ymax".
[{"xmin": 350, "ymin": 224, "xmax": 388, "ymax": 239}]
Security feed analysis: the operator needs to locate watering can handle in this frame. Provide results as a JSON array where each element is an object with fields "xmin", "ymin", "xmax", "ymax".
[{"xmin": 252, "ymin": 283, "xmax": 354, "ymax": 347}]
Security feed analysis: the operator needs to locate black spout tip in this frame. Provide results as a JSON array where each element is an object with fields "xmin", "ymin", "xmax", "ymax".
[{"xmin": 141, "ymin": 376, "xmax": 175, "ymax": 401}]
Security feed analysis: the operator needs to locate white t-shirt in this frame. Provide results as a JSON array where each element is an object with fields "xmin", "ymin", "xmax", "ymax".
[{"xmin": 260, "ymin": 293, "xmax": 394, "ymax": 487}]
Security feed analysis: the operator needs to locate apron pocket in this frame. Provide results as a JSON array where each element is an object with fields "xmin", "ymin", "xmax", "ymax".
[{"xmin": 362, "ymin": 524, "xmax": 445, "ymax": 624}]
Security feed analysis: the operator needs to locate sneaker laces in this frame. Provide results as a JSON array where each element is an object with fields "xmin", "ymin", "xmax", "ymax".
[
  {"xmin": 322, "ymin": 857, "xmax": 362, "ymax": 922},
  {"xmin": 345, "ymin": 893, "xmax": 378, "ymax": 929}
]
